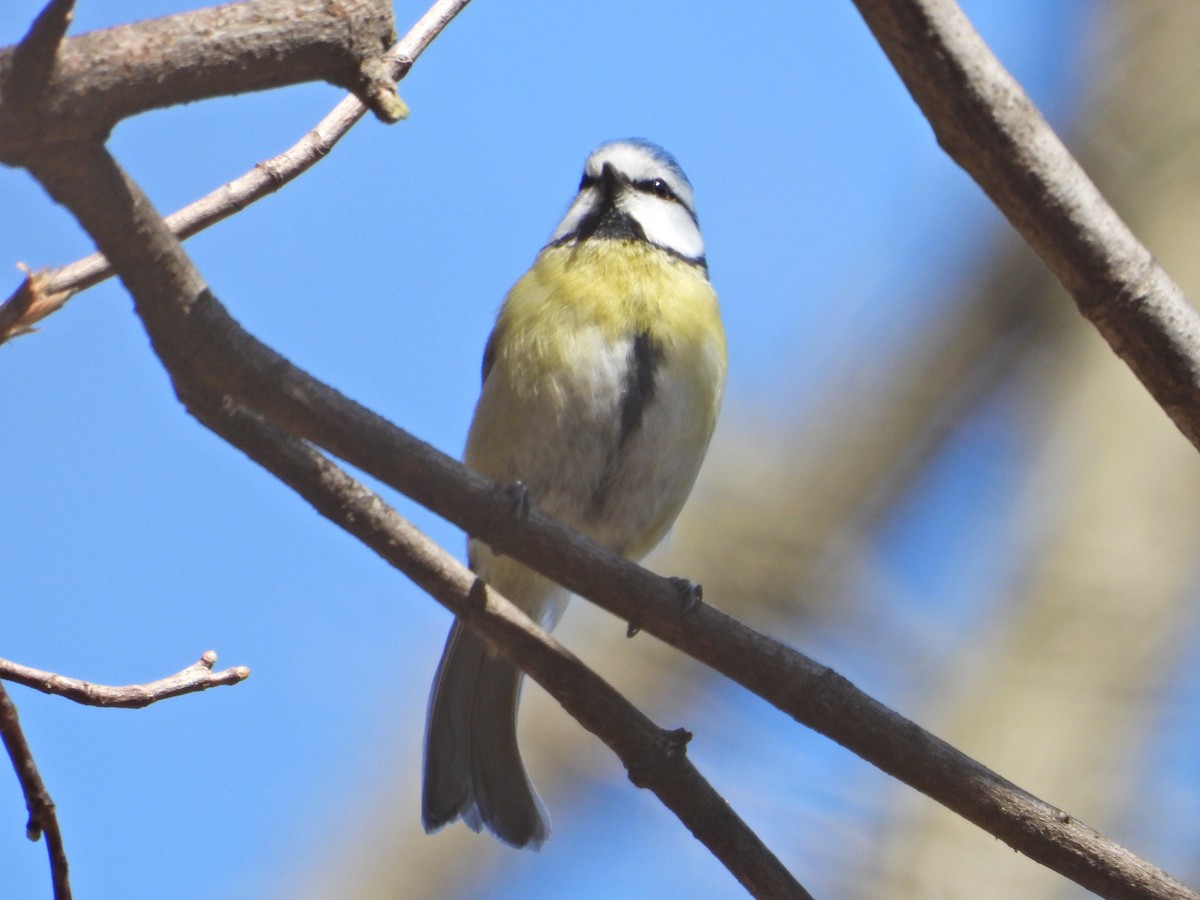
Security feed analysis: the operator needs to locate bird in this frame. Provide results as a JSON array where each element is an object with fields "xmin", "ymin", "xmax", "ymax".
[{"xmin": 422, "ymin": 138, "xmax": 726, "ymax": 849}]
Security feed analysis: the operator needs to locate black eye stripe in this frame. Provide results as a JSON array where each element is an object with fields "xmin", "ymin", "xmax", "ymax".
[
  {"xmin": 632, "ymin": 177, "xmax": 678, "ymax": 202},
  {"xmin": 578, "ymin": 170, "xmax": 681, "ymax": 202}
]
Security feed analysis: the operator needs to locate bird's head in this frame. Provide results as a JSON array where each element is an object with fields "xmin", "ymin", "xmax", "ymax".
[{"xmin": 549, "ymin": 139, "xmax": 705, "ymax": 269}]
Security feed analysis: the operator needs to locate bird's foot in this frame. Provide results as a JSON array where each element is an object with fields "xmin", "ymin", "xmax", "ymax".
[{"xmin": 668, "ymin": 576, "xmax": 703, "ymax": 614}]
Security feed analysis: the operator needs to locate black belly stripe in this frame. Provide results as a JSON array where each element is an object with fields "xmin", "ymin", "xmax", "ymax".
[
  {"xmin": 590, "ymin": 332, "xmax": 663, "ymax": 515},
  {"xmin": 619, "ymin": 332, "xmax": 662, "ymax": 448}
]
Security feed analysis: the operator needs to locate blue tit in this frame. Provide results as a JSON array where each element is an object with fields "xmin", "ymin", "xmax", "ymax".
[{"xmin": 422, "ymin": 138, "xmax": 726, "ymax": 849}]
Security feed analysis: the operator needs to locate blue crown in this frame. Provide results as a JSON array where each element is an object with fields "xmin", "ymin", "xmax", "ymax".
[{"xmin": 593, "ymin": 138, "xmax": 692, "ymax": 188}]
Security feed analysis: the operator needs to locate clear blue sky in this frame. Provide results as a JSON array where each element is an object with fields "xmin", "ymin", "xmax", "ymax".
[{"xmin": 1, "ymin": 2, "xmax": 1150, "ymax": 898}]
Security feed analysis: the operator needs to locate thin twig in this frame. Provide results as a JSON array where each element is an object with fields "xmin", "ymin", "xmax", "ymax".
[
  {"xmin": 0, "ymin": 0, "xmax": 472, "ymax": 345},
  {"xmin": 0, "ymin": 682, "xmax": 71, "ymax": 900},
  {"xmin": 0, "ymin": 652, "xmax": 250, "ymax": 709}
]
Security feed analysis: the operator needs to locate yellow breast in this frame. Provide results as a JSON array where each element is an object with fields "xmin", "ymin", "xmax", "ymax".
[{"xmin": 491, "ymin": 240, "xmax": 726, "ymax": 418}]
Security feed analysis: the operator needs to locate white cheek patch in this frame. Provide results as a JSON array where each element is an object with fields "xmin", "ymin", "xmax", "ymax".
[{"xmin": 620, "ymin": 192, "xmax": 705, "ymax": 261}]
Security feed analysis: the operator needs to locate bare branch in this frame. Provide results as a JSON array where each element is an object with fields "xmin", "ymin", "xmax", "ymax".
[
  {"xmin": 10, "ymin": 0, "xmax": 75, "ymax": 95},
  {"xmin": 0, "ymin": 683, "xmax": 71, "ymax": 900},
  {"xmin": 850, "ymin": 0, "xmax": 1200, "ymax": 453},
  {"xmin": 0, "ymin": 649, "xmax": 247, "ymax": 897},
  {"xmin": 0, "ymin": 264, "xmax": 73, "ymax": 340},
  {"xmin": 0, "ymin": 652, "xmax": 250, "ymax": 709},
  {"xmin": 0, "ymin": 0, "xmax": 400, "ymax": 167},
  {"xmin": 194, "ymin": 397, "xmax": 811, "ymax": 899},
  {"xmin": 0, "ymin": 0, "xmax": 471, "ymax": 345}
]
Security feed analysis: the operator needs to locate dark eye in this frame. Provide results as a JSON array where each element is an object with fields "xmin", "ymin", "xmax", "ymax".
[
  {"xmin": 635, "ymin": 178, "xmax": 676, "ymax": 201},
  {"xmin": 579, "ymin": 173, "xmax": 598, "ymax": 191}
]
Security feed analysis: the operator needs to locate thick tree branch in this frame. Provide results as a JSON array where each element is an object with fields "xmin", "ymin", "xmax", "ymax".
[
  {"xmin": 192, "ymin": 397, "xmax": 810, "ymax": 900},
  {"xmin": 0, "ymin": 0, "xmax": 470, "ymax": 345},
  {"xmin": 0, "ymin": 652, "xmax": 250, "ymax": 709},
  {"xmin": 851, "ymin": 0, "xmax": 1200, "ymax": 452},
  {"xmin": 0, "ymin": 683, "xmax": 70, "ymax": 900},
  {"xmin": 0, "ymin": 0, "xmax": 401, "ymax": 167}
]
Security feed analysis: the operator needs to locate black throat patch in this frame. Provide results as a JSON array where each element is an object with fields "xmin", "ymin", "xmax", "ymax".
[{"xmin": 574, "ymin": 202, "xmax": 646, "ymax": 244}]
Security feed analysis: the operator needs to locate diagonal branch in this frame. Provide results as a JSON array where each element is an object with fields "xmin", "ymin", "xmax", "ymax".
[
  {"xmin": 0, "ymin": 683, "xmax": 71, "ymax": 900},
  {"xmin": 0, "ymin": 0, "xmax": 471, "ymax": 345},
  {"xmin": 850, "ymin": 0, "xmax": 1200, "ymax": 453},
  {"xmin": 0, "ymin": 651, "xmax": 250, "ymax": 709},
  {"xmin": 193, "ymin": 395, "xmax": 811, "ymax": 899}
]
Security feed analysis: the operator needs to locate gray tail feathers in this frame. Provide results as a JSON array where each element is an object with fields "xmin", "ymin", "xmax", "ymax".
[{"xmin": 422, "ymin": 620, "xmax": 549, "ymax": 849}]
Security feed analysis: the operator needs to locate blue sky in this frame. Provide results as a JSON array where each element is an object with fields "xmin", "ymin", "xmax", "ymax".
[{"xmin": 0, "ymin": 2, "xmax": 1143, "ymax": 898}]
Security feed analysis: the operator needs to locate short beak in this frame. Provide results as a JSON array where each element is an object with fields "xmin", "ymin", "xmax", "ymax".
[
  {"xmin": 571, "ymin": 162, "xmax": 638, "ymax": 243},
  {"xmin": 598, "ymin": 162, "xmax": 623, "ymax": 202}
]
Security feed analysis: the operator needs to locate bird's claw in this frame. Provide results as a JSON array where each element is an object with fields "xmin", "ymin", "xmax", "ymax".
[
  {"xmin": 626, "ymin": 577, "xmax": 702, "ymax": 638},
  {"xmin": 668, "ymin": 576, "xmax": 703, "ymax": 614},
  {"xmin": 504, "ymin": 481, "xmax": 531, "ymax": 521}
]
